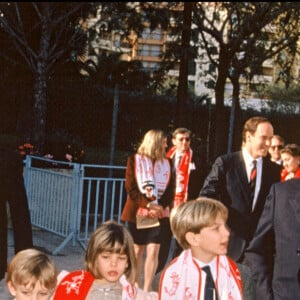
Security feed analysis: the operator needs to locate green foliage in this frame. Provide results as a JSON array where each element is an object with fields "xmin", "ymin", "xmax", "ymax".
[
  {"xmin": 155, "ymin": 76, "xmax": 178, "ymax": 96},
  {"xmin": 258, "ymin": 83, "xmax": 300, "ymax": 103}
]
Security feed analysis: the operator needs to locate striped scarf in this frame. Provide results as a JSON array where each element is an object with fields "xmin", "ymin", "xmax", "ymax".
[
  {"xmin": 159, "ymin": 249, "xmax": 243, "ymax": 300},
  {"xmin": 53, "ymin": 271, "xmax": 137, "ymax": 300},
  {"xmin": 167, "ymin": 147, "xmax": 192, "ymax": 208},
  {"xmin": 135, "ymin": 154, "xmax": 171, "ymax": 201}
]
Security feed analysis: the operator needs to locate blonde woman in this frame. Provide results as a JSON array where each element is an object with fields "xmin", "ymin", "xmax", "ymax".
[{"xmin": 121, "ymin": 129, "xmax": 174, "ymax": 291}]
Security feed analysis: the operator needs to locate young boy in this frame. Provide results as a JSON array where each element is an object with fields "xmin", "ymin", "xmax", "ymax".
[
  {"xmin": 158, "ymin": 197, "xmax": 243, "ymax": 299},
  {"xmin": 6, "ymin": 248, "xmax": 58, "ymax": 300}
]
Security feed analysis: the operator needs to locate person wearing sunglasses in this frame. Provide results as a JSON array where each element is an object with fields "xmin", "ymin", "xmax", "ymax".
[
  {"xmin": 156, "ymin": 127, "xmax": 202, "ymax": 274},
  {"xmin": 268, "ymin": 134, "xmax": 285, "ymax": 165}
]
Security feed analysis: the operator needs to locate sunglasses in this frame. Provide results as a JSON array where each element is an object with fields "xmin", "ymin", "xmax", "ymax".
[
  {"xmin": 178, "ymin": 137, "xmax": 190, "ymax": 142},
  {"xmin": 270, "ymin": 145, "xmax": 283, "ymax": 150}
]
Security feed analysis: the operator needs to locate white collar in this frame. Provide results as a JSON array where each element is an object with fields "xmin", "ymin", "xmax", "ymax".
[
  {"xmin": 242, "ymin": 148, "xmax": 262, "ymax": 166},
  {"xmin": 194, "ymin": 257, "xmax": 217, "ymax": 279},
  {"xmin": 175, "ymin": 150, "xmax": 184, "ymax": 157}
]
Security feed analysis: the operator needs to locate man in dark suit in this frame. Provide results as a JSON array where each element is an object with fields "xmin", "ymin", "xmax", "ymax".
[
  {"xmin": 156, "ymin": 127, "xmax": 203, "ymax": 273},
  {"xmin": 199, "ymin": 116, "xmax": 281, "ymax": 262},
  {"xmin": 244, "ymin": 178, "xmax": 300, "ymax": 300},
  {"xmin": 0, "ymin": 147, "xmax": 33, "ymax": 280}
]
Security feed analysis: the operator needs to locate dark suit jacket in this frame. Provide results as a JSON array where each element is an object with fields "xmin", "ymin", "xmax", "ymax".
[
  {"xmin": 199, "ymin": 151, "xmax": 281, "ymax": 261},
  {"xmin": 244, "ymin": 179, "xmax": 300, "ymax": 300},
  {"xmin": 0, "ymin": 147, "xmax": 33, "ymax": 279}
]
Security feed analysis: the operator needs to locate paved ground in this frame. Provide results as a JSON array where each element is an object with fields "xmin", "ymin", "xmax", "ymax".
[{"xmin": 0, "ymin": 227, "xmax": 161, "ymax": 299}]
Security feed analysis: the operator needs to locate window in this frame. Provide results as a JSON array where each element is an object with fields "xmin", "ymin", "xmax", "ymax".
[
  {"xmin": 141, "ymin": 28, "xmax": 163, "ymax": 40},
  {"xmin": 138, "ymin": 45, "xmax": 162, "ymax": 58}
]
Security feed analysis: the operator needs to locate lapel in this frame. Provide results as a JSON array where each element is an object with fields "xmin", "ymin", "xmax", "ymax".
[
  {"xmin": 257, "ymin": 158, "xmax": 270, "ymax": 201},
  {"xmin": 234, "ymin": 152, "xmax": 253, "ymax": 206},
  {"xmin": 290, "ymin": 195, "xmax": 300, "ymax": 220},
  {"xmin": 289, "ymin": 180, "xmax": 300, "ymax": 217},
  {"xmin": 172, "ymin": 156, "xmax": 176, "ymax": 174}
]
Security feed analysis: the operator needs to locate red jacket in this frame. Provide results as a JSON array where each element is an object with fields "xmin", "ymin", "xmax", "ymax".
[{"xmin": 281, "ymin": 168, "xmax": 300, "ymax": 181}]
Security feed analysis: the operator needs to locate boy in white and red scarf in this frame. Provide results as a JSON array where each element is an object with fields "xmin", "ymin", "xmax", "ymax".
[{"xmin": 158, "ymin": 198, "xmax": 244, "ymax": 300}]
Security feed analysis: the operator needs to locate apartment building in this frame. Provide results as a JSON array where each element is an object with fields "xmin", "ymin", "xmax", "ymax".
[{"xmin": 83, "ymin": 3, "xmax": 300, "ymax": 101}]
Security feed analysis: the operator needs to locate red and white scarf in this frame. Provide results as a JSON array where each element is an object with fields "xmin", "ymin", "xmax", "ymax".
[
  {"xmin": 167, "ymin": 147, "xmax": 192, "ymax": 208},
  {"xmin": 135, "ymin": 154, "xmax": 171, "ymax": 218},
  {"xmin": 53, "ymin": 271, "xmax": 137, "ymax": 300},
  {"xmin": 159, "ymin": 249, "xmax": 243, "ymax": 300},
  {"xmin": 135, "ymin": 154, "xmax": 171, "ymax": 201}
]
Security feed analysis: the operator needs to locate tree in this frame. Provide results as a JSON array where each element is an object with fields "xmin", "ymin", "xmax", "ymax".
[
  {"xmin": 227, "ymin": 7, "xmax": 300, "ymax": 153},
  {"xmin": 84, "ymin": 53, "xmax": 152, "ymax": 165},
  {"xmin": 175, "ymin": 2, "xmax": 192, "ymax": 127},
  {"xmin": 0, "ymin": 2, "xmax": 91, "ymax": 152},
  {"xmin": 192, "ymin": 2, "xmax": 299, "ymax": 158}
]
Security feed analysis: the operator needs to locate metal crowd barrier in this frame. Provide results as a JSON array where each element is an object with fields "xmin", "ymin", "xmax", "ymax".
[{"xmin": 24, "ymin": 155, "xmax": 126, "ymax": 254}]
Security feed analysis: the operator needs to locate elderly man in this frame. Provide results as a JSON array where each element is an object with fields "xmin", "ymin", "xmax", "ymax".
[
  {"xmin": 156, "ymin": 127, "xmax": 203, "ymax": 273},
  {"xmin": 268, "ymin": 134, "xmax": 285, "ymax": 165}
]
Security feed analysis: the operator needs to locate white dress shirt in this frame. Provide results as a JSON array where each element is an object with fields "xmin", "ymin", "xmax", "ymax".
[
  {"xmin": 242, "ymin": 148, "xmax": 262, "ymax": 211},
  {"xmin": 174, "ymin": 151, "xmax": 183, "ymax": 170},
  {"xmin": 194, "ymin": 257, "xmax": 217, "ymax": 298}
]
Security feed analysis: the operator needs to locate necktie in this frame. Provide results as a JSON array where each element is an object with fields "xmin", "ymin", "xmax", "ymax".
[
  {"xmin": 202, "ymin": 266, "xmax": 218, "ymax": 300},
  {"xmin": 175, "ymin": 154, "xmax": 182, "ymax": 169},
  {"xmin": 249, "ymin": 160, "xmax": 257, "ymax": 201}
]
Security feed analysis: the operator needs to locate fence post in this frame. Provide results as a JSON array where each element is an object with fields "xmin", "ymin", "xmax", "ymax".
[
  {"xmin": 52, "ymin": 162, "xmax": 81, "ymax": 255},
  {"xmin": 24, "ymin": 156, "xmax": 31, "ymax": 190},
  {"xmin": 70, "ymin": 163, "xmax": 81, "ymax": 246}
]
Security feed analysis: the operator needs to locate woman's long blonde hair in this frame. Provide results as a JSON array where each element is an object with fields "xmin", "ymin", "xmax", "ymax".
[{"xmin": 137, "ymin": 129, "xmax": 167, "ymax": 160}]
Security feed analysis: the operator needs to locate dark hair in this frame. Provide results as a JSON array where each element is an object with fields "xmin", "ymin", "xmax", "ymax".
[
  {"xmin": 281, "ymin": 143, "xmax": 300, "ymax": 157},
  {"xmin": 172, "ymin": 127, "xmax": 191, "ymax": 139},
  {"xmin": 272, "ymin": 134, "xmax": 285, "ymax": 145}
]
